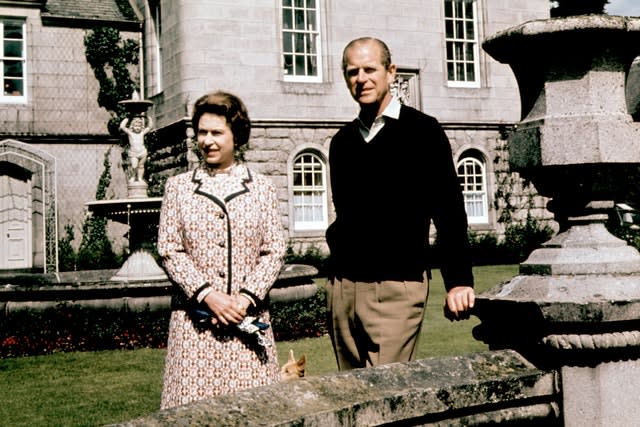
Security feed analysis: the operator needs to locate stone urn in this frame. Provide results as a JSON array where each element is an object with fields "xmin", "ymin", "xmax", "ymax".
[{"xmin": 473, "ymin": 15, "xmax": 640, "ymax": 426}]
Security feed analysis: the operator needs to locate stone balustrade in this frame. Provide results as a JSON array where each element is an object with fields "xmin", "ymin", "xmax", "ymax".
[{"xmin": 110, "ymin": 350, "xmax": 560, "ymax": 427}]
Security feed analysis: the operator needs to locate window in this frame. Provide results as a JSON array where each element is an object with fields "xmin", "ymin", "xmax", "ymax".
[
  {"xmin": 1, "ymin": 18, "xmax": 26, "ymax": 102},
  {"xmin": 444, "ymin": 0, "xmax": 479, "ymax": 87},
  {"xmin": 281, "ymin": 0, "xmax": 322, "ymax": 82},
  {"xmin": 148, "ymin": 0, "xmax": 162, "ymax": 95},
  {"xmin": 457, "ymin": 154, "xmax": 488, "ymax": 223},
  {"xmin": 292, "ymin": 151, "xmax": 328, "ymax": 230}
]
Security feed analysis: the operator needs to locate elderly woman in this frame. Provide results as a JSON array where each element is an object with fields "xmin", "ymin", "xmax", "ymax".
[{"xmin": 157, "ymin": 91, "xmax": 286, "ymax": 409}]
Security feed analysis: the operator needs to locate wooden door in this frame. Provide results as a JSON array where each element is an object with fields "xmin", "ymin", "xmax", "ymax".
[{"xmin": 0, "ymin": 174, "xmax": 32, "ymax": 269}]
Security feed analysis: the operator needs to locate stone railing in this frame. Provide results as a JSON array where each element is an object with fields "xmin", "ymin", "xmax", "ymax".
[
  {"xmin": 110, "ymin": 350, "xmax": 560, "ymax": 426},
  {"xmin": 0, "ymin": 264, "xmax": 318, "ymax": 315}
]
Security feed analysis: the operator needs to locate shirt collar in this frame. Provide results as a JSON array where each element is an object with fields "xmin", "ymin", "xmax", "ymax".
[
  {"xmin": 358, "ymin": 96, "xmax": 401, "ymax": 124},
  {"xmin": 383, "ymin": 95, "xmax": 401, "ymax": 120},
  {"xmin": 356, "ymin": 96, "xmax": 401, "ymax": 142}
]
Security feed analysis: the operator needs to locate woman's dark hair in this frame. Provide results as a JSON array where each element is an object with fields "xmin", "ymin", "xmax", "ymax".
[{"xmin": 191, "ymin": 91, "xmax": 251, "ymax": 147}]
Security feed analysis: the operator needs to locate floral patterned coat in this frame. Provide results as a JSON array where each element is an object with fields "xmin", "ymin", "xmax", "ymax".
[{"xmin": 157, "ymin": 164, "xmax": 286, "ymax": 409}]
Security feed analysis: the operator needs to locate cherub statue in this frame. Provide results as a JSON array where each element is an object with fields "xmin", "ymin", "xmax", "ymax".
[{"xmin": 120, "ymin": 115, "xmax": 152, "ymax": 183}]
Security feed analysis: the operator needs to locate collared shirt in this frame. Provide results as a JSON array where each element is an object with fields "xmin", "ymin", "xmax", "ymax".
[{"xmin": 357, "ymin": 96, "xmax": 402, "ymax": 142}]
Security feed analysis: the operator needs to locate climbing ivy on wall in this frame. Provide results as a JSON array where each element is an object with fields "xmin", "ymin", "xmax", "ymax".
[{"xmin": 84, "ymin": 26, "xmax": 139, "ymax": 139}]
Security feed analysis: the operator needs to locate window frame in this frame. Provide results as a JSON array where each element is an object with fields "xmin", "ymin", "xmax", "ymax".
[
  {"xmin": 149, "ymin": 0, "xmax": 163, "ymax": 95},
  {"xmin": 1, "ymin": 17, "xmax": 27, "ymax": 104},
  {"xmin": 443, "ymin": 0, "xmax": 480, "ymax": 88},
  {"xmin": 291, "ymin": 150, "xmax": 328, "ymax": 231},
  {"xmin": 281, "ymin": 0, "xmax": 323, "ymax": 83},
  {"xmin": 457, "ymin": 154, "xmax": 488, "ymax": 224}
]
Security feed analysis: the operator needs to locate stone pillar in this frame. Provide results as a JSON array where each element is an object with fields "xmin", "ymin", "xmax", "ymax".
[{"xmin": 474, "ymin": 15, "xmax": 640, "ymax": 427}]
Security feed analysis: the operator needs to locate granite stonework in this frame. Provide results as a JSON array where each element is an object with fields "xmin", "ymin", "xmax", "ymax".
[
  {"xmin": 474, "ymin": 14, "xmax": 640, "ymax": 427},
  {"xmin": 110, "ymin": 350, "xmax": 559, "ymax": 427},
  {"xmin": 0, "ymin": 264, "xmax": 318, "ymax": 315}
]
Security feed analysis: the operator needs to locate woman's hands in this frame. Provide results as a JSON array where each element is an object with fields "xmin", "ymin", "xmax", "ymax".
[{"xmin": 202, "ymin": 290, "xmax": 250, "ymax": 326}]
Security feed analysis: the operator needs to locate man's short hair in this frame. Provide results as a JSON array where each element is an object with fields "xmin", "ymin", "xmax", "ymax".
[{"xmin": 341, "ymin": 37, "xmax": 392, "ymax": 75}]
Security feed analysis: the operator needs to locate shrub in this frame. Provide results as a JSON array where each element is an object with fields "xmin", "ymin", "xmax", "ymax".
[
  {"xmin": 76, "ymin": 150, "xmax": 124, "ymax": 270},
  {"xmin": 0, "ymin": 304, "xmax": 169, "ymax": 358},
  {"xmin": 468, "ymin": 230, "xmax": 503, "ymax": 266},
  {"xmin": 57, "ymin": 224, "xmax": 77, "ymax": 272},
  {"xmin": 284, "ymin": 245, "xmax": 328, "ymax": 277},
  {"xmin": 502, "ymin": 214, "xmax": 554, "ymax": 263},
  {"xmin": 270, "ymin": 286, "xmax": 328, "ymax": 341},
  {"xmin": 0, "ymin": 292, "xmax": 328, "ymax": 358}
]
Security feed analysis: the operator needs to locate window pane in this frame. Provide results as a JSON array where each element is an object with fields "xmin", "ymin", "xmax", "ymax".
[
  {"xmin": 282, "ymin": 9, "xmax": 292, "ymax": 29},
  {"xmin": 283, "ymin": 0, "xmax": 292, "ymax": 6},
  {"xmin": 454, "ymin": 42, "xmax": 463, "ymax": 60},
  {"xmin": 307, "ymin": 0, "xmax": 316, "ymax": 8},
  {"xmin": 466, "ymin": 21, "xmax": 475, "ymax": 39},
  {"xmin": 306, "ymin": 32, "xmax": 316, "ymax": 54},
  {"xmin": 307, "ymin": 56, "xmax": 317, "ymax": 76},
  {"xmin": 445, "ymin": 20, "xmax": 453, "ymax": 38},
  {"xmin": 447, "ymin": 62, "xmax": 455, "ymax": 80},
  {"xmin": 465, "ymin": 43, "xmax": 474, "ymax": 60},
  {"xmin": 283, "ymin": 33, "xmax": 292, "ymax": 53},
  {"xmin": 444, "ymin": 0, "xmax": 453, "ymax": 17},
  {"xmin": 283, "ymin": 54, "xmax": 293, "ymax": 75},
  {"xmin": 295, "ymin": 9, "xmax": 305, "ymax": 30},
  {"xmin": 295, "ymin": 55, "xmax": 305, "ymax": 75},
  {"xmin": 466, "ymin": 63, "xmax": 475, "ymax": 80},
  {"xmin": 4, "ymin": 21, "xmax": 23, "ymax": 39},
  {"xmin": 294, "ymin": 0, "xmax": 304, "ymax": 7},
  {"xmin": 4, "ymin": 60, "xmax": 22, "ymax": 77},
  {"xmin": 455, "ymin": 21, "xmax": 464, "ymax": 39},
  {"xmin": 465, "ymin": 2, "xmax": 474, "ymax": 19},
  {"xmin": 294, "ymin": 33, "xmax": 304, "ymax": 53},
  {"xmin": 4, "ymin": 40, "xmax": 22, "ymax": 57},
  {"xmin": 307, "ymin": 10, "xmax": 316, "ymax": 31},
  {"xmin": 4, "ymin": 78, "xmax": 22, "ymax": 96},
  {"xmin": 454, "ymin": 1, "xmax": 463, "ymax": 17}
]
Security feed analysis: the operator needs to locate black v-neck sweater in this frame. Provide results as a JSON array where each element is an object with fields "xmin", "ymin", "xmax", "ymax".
[{"xmin": 326, "ymin": 105, "xmax": 473, "ymax": 289}]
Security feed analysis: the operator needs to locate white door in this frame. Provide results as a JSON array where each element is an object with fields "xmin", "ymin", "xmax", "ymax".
[{"xmin": 0, "ymin": 174, "xmax": 32, "ymax": 269}]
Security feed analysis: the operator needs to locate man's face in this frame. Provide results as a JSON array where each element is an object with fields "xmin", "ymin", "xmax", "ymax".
[{"xmin": 343, "ymin": 41, "xmax": 396, "ymax": 109}]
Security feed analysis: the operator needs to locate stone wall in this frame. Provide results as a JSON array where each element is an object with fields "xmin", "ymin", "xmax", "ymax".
[{"xmin": 112, "ymin": 350, "xmax": 560, "ymax": 426}]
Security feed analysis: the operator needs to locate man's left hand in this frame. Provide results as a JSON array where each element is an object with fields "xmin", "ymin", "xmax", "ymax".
[{"xmin": 444, "ymin": 286, "xmax": 475, "ymax": 321}]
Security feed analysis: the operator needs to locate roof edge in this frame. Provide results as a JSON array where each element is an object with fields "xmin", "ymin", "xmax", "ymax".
[
  {"xmin": 41, "ymin": 14, "xmax": 142, "ymax": 32},
  {"xmin": 0, "ymin": 0, "xmax": 45, "ymax": 8}
]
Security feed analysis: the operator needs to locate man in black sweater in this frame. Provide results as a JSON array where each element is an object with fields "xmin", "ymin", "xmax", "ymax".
[{"xmin": 326, "ymin": 37, "xmax": 475, "ymax": 370}]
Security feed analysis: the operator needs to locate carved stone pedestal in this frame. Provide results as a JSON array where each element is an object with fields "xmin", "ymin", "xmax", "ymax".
[
  {"xmin": 127, "ymin": 180, "xmax": 149, "ymax": 199},
  {"xmin": 475, "ymin": 15, "xmax": 640, "ymax": 426}
]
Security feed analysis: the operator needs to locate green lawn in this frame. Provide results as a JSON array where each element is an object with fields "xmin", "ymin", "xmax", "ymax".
[{"xmin": 0, "ymin": 264, "xmax": 518, "ymax": 427}]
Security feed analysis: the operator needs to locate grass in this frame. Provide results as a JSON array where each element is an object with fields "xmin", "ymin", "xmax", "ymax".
[{"xmin": 0, "ymin": 264, "xmax": 518, "ymax": 427}]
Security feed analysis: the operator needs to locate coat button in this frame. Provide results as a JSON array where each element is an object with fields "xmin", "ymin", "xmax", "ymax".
[
  {"xmin": 218, "ymin": 213, "xmax": 225, "ymax": 219},
  {"xmin": 218, "ymin": 241, "xmax": 225, "ymax": 247},
  {"xmin": 218, "ymin": 271, "xmax": 225, "ymax": 278}
]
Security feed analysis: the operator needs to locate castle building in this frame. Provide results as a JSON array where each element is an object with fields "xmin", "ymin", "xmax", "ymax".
[{"xmin": 0, "ymin": 0, "xmax": 551, "ymax": 273}]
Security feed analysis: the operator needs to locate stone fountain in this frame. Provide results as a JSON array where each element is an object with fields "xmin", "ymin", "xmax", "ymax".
[
  {"xmin": 85, "ymin": 92, "xmax": 166, "ymax": 282},
  {"xmin": 473, "ymin": 15, "xmax": 640, "ymax": 426}
]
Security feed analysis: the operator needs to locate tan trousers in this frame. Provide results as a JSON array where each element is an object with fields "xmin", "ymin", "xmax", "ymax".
[{"xmin": 327, "ymin": 275, "xmax": 429, "ymax": 371}]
